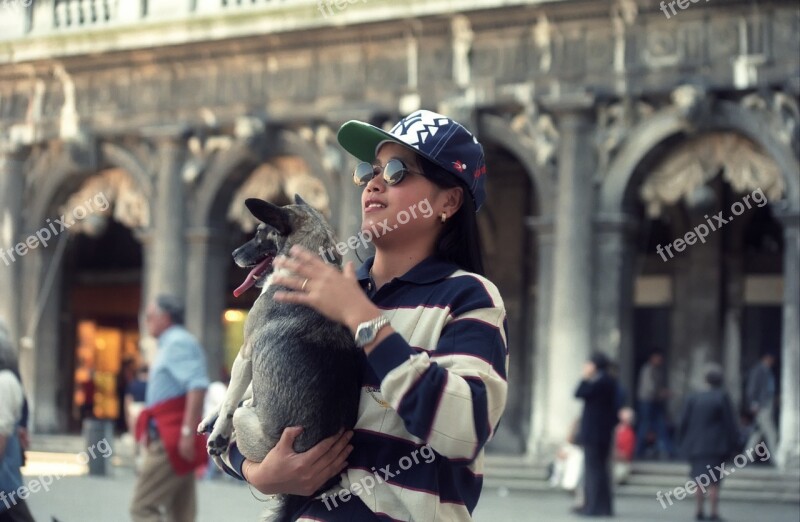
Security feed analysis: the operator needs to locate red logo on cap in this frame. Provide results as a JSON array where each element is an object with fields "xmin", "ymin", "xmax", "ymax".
[
  {"xmin": 474, "ymin": 165, "xmax": 486, "ymax": 179},
  {"xmin": 452, "ymin": 161, "xmax": 467, "ymax": 173}
]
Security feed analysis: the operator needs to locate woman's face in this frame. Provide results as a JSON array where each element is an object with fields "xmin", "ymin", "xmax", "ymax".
[{"xmin": 360, "ymin": 143, "xmax": 454, "ymax": 248}]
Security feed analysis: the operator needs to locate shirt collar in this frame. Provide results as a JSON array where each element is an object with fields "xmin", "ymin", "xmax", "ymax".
[{"xmin": 357, "ymin": 255, "xmax": 457, "ymax": 286}]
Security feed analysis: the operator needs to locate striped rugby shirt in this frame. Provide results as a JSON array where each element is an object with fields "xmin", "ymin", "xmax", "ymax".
[{"xmin": 300, "ymin": 255, "xmax": 509, "ymax": 521}]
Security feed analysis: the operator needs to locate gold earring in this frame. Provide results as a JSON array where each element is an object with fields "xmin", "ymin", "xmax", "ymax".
[{"xmin": 440, "ymin": 212, "xmax": 447, "ymax": 223}]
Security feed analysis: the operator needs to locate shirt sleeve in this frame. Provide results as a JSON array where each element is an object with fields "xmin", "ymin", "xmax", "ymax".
[
  {"xmin": 168, "ymin": 335, "xmax": 210, "ymax": 392},
  {"xmin": 367, "ymin": 280, "xmax": 508, "ymax": 463},
  {"xmin": 0, "ymin": 371, "xmax": 23, "ymax": 436}
]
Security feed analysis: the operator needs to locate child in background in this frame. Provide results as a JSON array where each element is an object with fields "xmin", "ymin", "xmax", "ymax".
[{"xmin": 614, "ymin": 407, "xmax": 636, "ymax": 484}]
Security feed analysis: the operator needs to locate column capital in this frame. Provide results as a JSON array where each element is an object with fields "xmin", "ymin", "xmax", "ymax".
[
  {"xmin": 525, "ymin": 215, "xmax": 555, "ymax": 237},
  {"xmin": 594, "ymin": 212, "xmax": 639, "ymax": 235},
  {"xmin": 186, "ymin": 227, "xmax": 228, "ymax": 245},
  {"xmin": 140, "ymin": 124, "xmax": 192, "ymax": 145},
  {"xmin": 774, "ymin": 208, "xmax": 800, "ymax": 228},
  {"xmin": 539, "ymin": 92, "xmax": 596, "ymax": 118},
  {"xmin": 0, "ymin": 142, "xmax": 32, "ymax": 161}
]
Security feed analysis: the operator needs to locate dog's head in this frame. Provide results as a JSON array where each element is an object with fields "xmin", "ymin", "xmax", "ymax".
[{"xmin": 232, "ymin": 194, "xmax": 341, "ymax": 297}]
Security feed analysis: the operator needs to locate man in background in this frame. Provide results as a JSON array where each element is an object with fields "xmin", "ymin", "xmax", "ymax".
[
  {"xmin": 635, "ymin": 351, "xmax": 674, "ymax": 459},
  {"xmin": 745, "ymin": 352, "xmax": 779, "ymax": 457},
  {"xmin": 130, "ymin": 296, "xmax": 209, "ymax": 522}
]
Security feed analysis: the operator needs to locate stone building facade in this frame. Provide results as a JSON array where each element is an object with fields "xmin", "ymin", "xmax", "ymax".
[{"xmin": 0, "ymin": 0, "xmax": 798, "ymax": 468}]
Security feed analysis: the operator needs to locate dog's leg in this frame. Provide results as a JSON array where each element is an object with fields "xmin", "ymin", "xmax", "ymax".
[
  {"xmin": 232, "ymin": 400, "xmax": 275, "ymax": 463},
  {"xmin": 202, "ymin": 342, "xmax": 253, "ymax": 455}
]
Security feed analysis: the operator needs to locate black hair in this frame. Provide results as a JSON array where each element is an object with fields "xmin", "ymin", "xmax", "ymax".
[
  {"xmin": 156, "ymin": 294, "xmax": 185, "ymax": 325},
  {"xmin": 417, "ymin": 156, "xmax": 485, "ymax": 275},
  {"xmin": 704, "ymin": 363, "xmax": 724, "ymax": 388},
  {"xmin": 589, "ymin": 351, "xmax": 611, "ymax": 372}
]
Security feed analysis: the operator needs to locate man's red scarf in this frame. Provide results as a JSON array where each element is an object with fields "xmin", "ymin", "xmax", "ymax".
[{"xmin": 135, "ymin": 395, "xmax": 208, "ymax": 475}]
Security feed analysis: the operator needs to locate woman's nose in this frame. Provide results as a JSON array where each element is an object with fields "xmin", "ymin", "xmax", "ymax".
[{"xmin": 365, "ymin": 172, "xmax": 385, "ymax": 192}]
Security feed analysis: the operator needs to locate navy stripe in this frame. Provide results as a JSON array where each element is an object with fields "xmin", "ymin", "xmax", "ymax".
[
  {"xmin": 437, "ymin": 318, "xmax": 507, "ymax": 380},
  {"xmin": 395, "ymin": 365, "xmax": 446, "ymax": 441},
  {"xmin": 369, "ymin": 276, "xmax": 498, "ymax": 312},
  {"xmin": 346, "ymin": 431, "xmax": 483, "ymax": 512}
]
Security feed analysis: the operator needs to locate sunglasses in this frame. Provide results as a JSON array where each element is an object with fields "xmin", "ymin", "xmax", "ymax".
[{"xmin": 352, "ymin": 159, "xmax": 421, "ymax": 187}]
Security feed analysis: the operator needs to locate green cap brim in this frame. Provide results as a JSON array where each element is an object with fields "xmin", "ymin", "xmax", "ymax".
[{"xmin": 337, "ymin": 120, "xmax": 411, "ymax": 163}]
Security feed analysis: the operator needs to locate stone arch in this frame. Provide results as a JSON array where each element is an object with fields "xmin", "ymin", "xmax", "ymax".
[
  {"xmin": 600, "ymin": 100, "xmax": 800, "ymax": 216},
  {"xmin": 26, "ymin": 140, "xmax": 153, "ymax": 232},
  {"xmin": 478, "ymin": 113, "xmax": 553, "ymax": 217},
  {"xmin": 191, "ymin": 129, "xmax": 337, "ymax": 229}
]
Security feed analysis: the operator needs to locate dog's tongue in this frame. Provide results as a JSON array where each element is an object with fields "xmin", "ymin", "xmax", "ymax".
[{"xmin": 233, "ymin": 257, "xmax": 273, "ymax": 298}]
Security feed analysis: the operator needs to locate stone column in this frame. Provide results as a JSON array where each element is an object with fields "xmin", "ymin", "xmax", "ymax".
[
  {"xmin": 525, "ymin": 216, "xmax": 555, "ymax": 460},
  {"xmin": 185, "ymin": 227, "xmax": 228, "ymax": 381},
  {"xmin": 540, "ymin": 95, "xmax": 596, "ymax": 445},
  {"xmin": 593, "ymin": 213, "xmax": 638, "ymax": 400},
  {"xmin": 147, "ymin": 130, "xmax": 188, "ymax": 305},
  {"xmin": 0, "ymin": 145, "xmax": 28, "ymax": 346},
  {"xmin": 722, "ymin": 256, "xmax": 744, "ymax": 408},
  {"xmin": 777, "ymin": 210, "xmax": 800, "ymax": 470}
]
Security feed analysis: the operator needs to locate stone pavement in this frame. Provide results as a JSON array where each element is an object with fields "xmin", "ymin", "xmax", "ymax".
[{"xmin": 20, "ymin": 468, "xmax": 800, "ymax": 522}]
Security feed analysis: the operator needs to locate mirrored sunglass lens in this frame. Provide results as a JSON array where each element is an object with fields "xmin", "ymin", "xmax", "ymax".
[
  {"xmin": 383, "ymin": 159, "xmax": 407, "ymax": 185},
  {"xmin": 353, "ymin": 163, "xmax": 374, "ymax": 185}
]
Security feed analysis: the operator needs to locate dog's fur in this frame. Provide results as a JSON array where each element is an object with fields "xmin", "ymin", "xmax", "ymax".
[{"xmin": 198, "ymin": 195, "xmax": 363, "ymax": 522}]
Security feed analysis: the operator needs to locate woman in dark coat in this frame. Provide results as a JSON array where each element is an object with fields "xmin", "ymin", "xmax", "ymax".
[
  {"xmin": 575, "ymin": 352, "xmax": 618, "ymax": 517},
  {"xmin": 677, "ymin": 363, "xmax": 740, "ymax": 521}
]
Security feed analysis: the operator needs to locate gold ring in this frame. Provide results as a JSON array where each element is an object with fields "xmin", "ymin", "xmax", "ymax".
[{"xmin": 301, "ymin": 278, "xmax": 309, "ymax": 292}]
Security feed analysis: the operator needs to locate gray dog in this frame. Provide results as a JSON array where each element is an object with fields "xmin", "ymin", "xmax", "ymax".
[{"xmin": 198, "ymin": 195, "xmax": 363, "ymax": 521}]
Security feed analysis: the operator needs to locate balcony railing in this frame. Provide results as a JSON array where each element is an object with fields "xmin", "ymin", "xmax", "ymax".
[{"xmin": 53, "ymin": 0, "xmax": 119, "ymax": 29}]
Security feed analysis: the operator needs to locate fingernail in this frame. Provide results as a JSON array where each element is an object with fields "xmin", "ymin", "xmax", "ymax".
[{"xmin": 347, "ymin": 445, "xmax": 353, "ymax": 452}]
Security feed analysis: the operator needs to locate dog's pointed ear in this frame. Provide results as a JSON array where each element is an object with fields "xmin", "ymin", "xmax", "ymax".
[
  {"xmin": 244, "ymin": 198, "xmax": 292, "ymax": 235},
  {"xmin": 294, "ymin": 194, "xmax": 310, "ymax": 207}
]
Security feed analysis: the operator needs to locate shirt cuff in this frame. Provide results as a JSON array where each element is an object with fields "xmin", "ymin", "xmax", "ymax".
[{"xmin": 367, "ymin": 332, "xmax": 418, "ymax": 381}]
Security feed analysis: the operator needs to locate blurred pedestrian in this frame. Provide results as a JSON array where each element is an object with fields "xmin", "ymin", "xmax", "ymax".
[
  {"xmin": 130, "ymin": 296, "xmax": 209, "ymax": 522},
  {"xmin": 677, "ymin": 363, "xmax": 739, "ymax": 521},
  {"xmin": 613, "ymin": 407, "xmax": 636, "ymax": 484},
  {"xmin": 744, "ymin": 352, "xmax": 778, "ymax": 456},
  {"xmin": 0, "ymin": 321, "xmax": 35, "ymax": 522},
  {"xmin": 574, "ymin": 352, "xmax": 618, "ymax": 517},
  {"xmin": 635, "ymin": 351, "xmax": 674, "ymax": 459}
]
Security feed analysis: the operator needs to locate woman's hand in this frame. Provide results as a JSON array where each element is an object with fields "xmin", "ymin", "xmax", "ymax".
[
  {"xmin": 271, "ymin": 245, "xmax": 380, "ymax": 332},
  {"xmin": 244, "ymin": 427, "xmax": 353, "ymax": 496}
]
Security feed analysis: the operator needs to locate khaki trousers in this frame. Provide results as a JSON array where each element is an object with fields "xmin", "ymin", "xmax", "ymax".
[{"xmin": 130, "ymin": 440, "xmax": 196, "ymax": 522}]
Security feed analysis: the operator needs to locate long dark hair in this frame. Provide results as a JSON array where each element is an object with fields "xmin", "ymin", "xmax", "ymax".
[{"xmin": 418, "ymin": 156, "xmax": 485, "ymax": 275}]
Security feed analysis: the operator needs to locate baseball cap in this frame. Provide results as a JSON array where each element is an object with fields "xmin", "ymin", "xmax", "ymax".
[{"xmin": 337, "ymin": 110, "xmax": 487, "ymax": 211}]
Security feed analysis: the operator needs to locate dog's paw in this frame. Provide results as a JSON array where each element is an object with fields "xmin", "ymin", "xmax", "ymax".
[
  {"xmin": 207, "ymin": 433, "xmax": 231, "ymax": 456},
  {"xmin": 197, "ymin": 414, "xmax": 217, "ymax": 435}
]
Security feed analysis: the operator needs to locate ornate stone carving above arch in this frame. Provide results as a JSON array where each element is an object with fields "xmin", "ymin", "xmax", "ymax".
[
  {"xmin": 61, "ymin": 168, "xmax": 150, "ymax": 235},
  {"xmin": 640, "ymin": 132, "xmax": 785, "ymax": 218},
  {"xmin": 600, "ymin": 99, "xmax": 800, "ymax": 217},
  {"xmin": 227, "ymin": 158, "xmax": 330, "ymax": 233}
]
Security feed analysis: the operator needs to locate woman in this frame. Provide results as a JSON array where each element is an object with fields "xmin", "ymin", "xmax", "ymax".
[
  {"xmin": 220, "ymin": 110, "xmax": 508, "ymax": 520},
  {"xmin": 677, "ymin": 363, "xmax": 739, "ymax": 521},
  {"xmin": 1, "ymin": 321, "xmax": 35, "ymax": 522}
]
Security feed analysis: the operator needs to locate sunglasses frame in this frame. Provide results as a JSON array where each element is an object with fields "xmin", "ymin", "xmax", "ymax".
[{"xmin": 352, "ymin": 158, "xmax": 416, "ymax": 187}]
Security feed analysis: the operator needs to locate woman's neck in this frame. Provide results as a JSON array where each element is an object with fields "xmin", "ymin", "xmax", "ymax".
[{"xmin": 371, "ymin": 243, "xmax": 434, "ymax": 290}]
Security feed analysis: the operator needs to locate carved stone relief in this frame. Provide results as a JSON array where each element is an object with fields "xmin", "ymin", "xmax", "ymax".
[
  {"xmin": 594, "ymin": 99, "xmax": 655, "ymax": 175},
  {"xmin": 640, "ymin": 132, "xmax": 785, "ymax": 219},
  {"xmin": 227, "ymin": 157, "xmax": 330, "ymax": 233},
  {"xmin": 62, "ymin": 168, "xmax": 151, "ymax": 233}
]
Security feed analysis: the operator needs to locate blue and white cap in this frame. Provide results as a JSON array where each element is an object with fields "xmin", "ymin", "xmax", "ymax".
[{"xmin": 337, "ymin": 110, "xmax": 487, "ymax": 211}]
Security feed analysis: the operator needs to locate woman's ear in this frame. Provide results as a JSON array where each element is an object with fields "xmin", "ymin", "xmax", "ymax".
[{"xmin": 442, "ymin": 187, "xmax": 464, "ymax": 218}]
